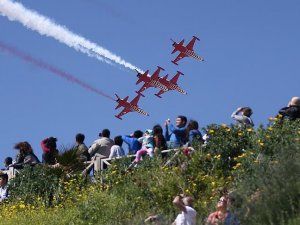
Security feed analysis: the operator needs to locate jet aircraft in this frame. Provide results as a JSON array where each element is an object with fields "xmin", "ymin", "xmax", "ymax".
[
  {"xmin": 154, "ymin": 71, "xmax": 187, "ymax": 98},
  {"xmin": 114, "ymin": 93, "xmax": 149, "ymax": 120},
  {"xmin": 136, "ymin": 66, "xmax": 168, "ymax": 96},
  {"xmin": 171, "ymin": 36, "xmax": 204, "ymax": 65}
]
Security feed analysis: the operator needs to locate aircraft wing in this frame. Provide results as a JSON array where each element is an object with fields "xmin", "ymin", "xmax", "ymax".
[
  {"xmin": 154, "ymin": 89, "xmax": 168, "ymax": 98},
  {"xmin": 115, "ymin": 108, "xmax": 131, "ymax": 119},
  {"xmin": 130, "ymin": 93, "xmax": 142, "ymax": 106},
  {"xmin": 155, "ymin": 76, "xmax": 169, "ymax": 98},
  {"xmin": 151, "ymin": 66, "xmax": 164, "ymax": 80},
  {"xmin": 172, "ymin": 52, "xmax": 186, "ymax": 65},
  {"xmin": 137, "ymin": 83, "xmax": 151, "ymax": 94},
  {"xmin": 186, "ymin": 36, "xmax": 199, "ymax": 50},
  {"xmin": 169, "ymin": 71, "xmax": 183, "ymax": 84}
]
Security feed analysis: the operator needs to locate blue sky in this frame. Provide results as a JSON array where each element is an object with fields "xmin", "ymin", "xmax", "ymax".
[{"xmin": 0, "ymin": 0, "xmax": 299, "ymax": 162}]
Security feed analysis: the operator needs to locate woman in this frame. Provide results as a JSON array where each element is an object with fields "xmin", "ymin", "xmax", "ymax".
[
  {"xmin": 12, "ymin": 141, "xmax": 40, "ymax": 168},
  {"xmin": 206, "ymin": 196, "xmax": 240, "ymax": 225},
  {"xmin": 41, "ymin": 137, "xmax": 59, "ymax": 165},
  {"xmin": 231, "ymin": 107, "xmax": 254, "ymax": 127},
  {"xmin": 185, "ymin": 120, "xmax": 203, "ymax": 147},
  {"xmin": 152, "ymin": 124, "xmax": 167, "ymax": 153}
]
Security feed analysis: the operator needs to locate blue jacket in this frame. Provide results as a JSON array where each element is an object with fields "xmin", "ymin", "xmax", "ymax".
[
  {"xmin": 165, "ymin": 123, "xmax": 186, "ymax": 148},
  {"xmin": 188, "ymin": 129, "xmax": 203, "ymax": 146},
  {"xmin": 122, "ymin": 135, "xmax": 142, "ymax": 154}
]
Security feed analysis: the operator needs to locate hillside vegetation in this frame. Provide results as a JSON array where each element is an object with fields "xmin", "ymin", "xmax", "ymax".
[{"xmin": 0, "ymin": 119, "xmax": 299, "ymax": 225}]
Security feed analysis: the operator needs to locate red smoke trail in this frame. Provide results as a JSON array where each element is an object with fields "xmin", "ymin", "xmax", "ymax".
[{"xmin": 0, "ymin": 41, "xmax": 115, "ymax": 101}]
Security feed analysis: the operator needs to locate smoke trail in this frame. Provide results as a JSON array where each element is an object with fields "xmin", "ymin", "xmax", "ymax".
[
  {"xmin": 0, "ymin": 0, "xmax": 143, "ymax": 73},
  {"xmin": 0, "ymin": 41, "xmax": 115, "ymax": 101}
]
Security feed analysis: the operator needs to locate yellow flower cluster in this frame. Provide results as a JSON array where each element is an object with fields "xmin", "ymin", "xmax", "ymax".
[{"xmin": 232, "ymin": 163, "xmax": 242, "ymax": 170}]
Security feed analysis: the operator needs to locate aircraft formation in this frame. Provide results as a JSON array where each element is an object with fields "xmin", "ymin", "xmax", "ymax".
[{"xmin": 115, "ymin": 36, "xmax": 204, "ymax": 120}]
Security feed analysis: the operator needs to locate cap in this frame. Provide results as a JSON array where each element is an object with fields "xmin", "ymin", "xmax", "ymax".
[{"xmin": 145, "ymin": 129, "xmax": 153, "ymax": 135}]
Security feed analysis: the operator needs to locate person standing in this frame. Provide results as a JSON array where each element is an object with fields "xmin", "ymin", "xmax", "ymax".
[
  {"xmin": 185, "ymin": 120, "xmax": 204, "ymax": 147},
  {"xmin": 165, "ymin": 115, "xmax": 187, "ymax": 148},
  {"xmin": 278, "ymin": 96, "xmax": 300, "ymax": 120},
  {"xmin": 152, "ymin": 124, "xmax": 167, "ymax": 153},
  {"xmin": 231, "ymin": 107, "xmax": 254, "ymax": 127},
  {"xmin": 75, "ymin": 133, "xmax": 90, "ymax": 162},
  {"xmin": 3, "ymin": 157, "xmax": 12, "ymax": 170},
  {"xmin": 109, "ymin": 136, "xmax": 125, "ymax": 159},
  {"xmin": 12, "ymin": 141, "xmax": 40, "ymax": 168},
  {"xmin": 172, "ymin": 195, "xmax": 197, "ymax": 225},
  {"xmin": 122, "ymin": 130, "xmax": 143, "ymax": 154},
  {"xmin": 88, "ymin": 129, "xmax": 114, "ymax": 158},
  {"xmin": 41, "ymin": 137, "xmax": 58, "ymax": 165}
]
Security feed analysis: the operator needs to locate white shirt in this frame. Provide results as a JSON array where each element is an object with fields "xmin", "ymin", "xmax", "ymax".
[
  {"xmin": 109, "ymin": 145, "xmax": 125, "ymax": 159},
  {"xmin": 0, "ymin": 185, "xmax": 9, "ymax": 202},
  {"xmin": 174, "ymin": 206, "xmax": 197, "ymax": 225}
]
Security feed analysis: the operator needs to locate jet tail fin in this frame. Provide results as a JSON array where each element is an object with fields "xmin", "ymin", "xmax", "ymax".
[{"xmin": 135, "ymin": 91, "xmax": 145, "ymax": 97}]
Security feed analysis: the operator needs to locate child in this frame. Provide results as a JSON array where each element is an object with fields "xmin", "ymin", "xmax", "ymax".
[{"xmin": 128, "ymin": 130, "xmax": 154, "ymax": 168}]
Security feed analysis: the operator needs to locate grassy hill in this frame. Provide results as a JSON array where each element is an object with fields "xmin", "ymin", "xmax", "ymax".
[{"xmin": 1, "ymin": 119, "xmax": 299, "ymax": 225}]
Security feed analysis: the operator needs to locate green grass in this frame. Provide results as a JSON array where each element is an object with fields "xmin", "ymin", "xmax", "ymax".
[{"xmin": 1, "ymin": 119, "xmax": 299, "ymax": 225}]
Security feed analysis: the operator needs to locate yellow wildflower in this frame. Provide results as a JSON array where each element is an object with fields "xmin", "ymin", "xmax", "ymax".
[
  {"xmin": 214, "ymin": 154, "xmax": 221, "ymax": 159},
  {"xmin": 238, "ymin": 153, "xmax": 246, "ymax": 158},
  {"xmin": 233, "ymin": 163, "xmax": 242, "ymax": 170}
]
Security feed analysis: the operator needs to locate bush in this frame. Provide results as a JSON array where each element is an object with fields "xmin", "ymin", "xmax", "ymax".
[{"xmin": 1, "ymin": 120, "xmax": 299, "ymax": 225}]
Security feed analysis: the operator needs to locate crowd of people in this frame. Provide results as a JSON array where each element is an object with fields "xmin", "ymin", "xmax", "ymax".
[{"xmin": 1, "ymin": 96, "xmax": 299, "ymax": 224}]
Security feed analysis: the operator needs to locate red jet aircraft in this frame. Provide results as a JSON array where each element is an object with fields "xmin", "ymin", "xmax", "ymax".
[
  {"xmin": 171, "ymin": 36, "xmax": 204, "ymax": 65},
  {"xmin": 136, "ymin": 66, "xmax": 168, "ymax": 97},
  {"xmin": 154, "ymin": 71, "xmax": 187, "ymax": 98},
  {"xmin": 114, "ymin": 93, "xmax": 149, "ymax": 120}
]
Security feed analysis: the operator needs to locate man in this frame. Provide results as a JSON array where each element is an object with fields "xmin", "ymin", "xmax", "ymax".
[
  {"xmin": 75, "ymin": 133, "xmax": 90, "ymax": 162},
  {"xmin": 0, "ymin": 172, "xmax": 9, "ymax": 202},
  {"xmin": 88, "ymin": 129, "xmax": 114, "ymax": 158},
  {"xmin": 165, "ymin": 115, "xmax": 187, "ymax": 148},
  {"xmin": 278, "ymin": 96, "xmax": 300, "ymax": 120},
  {"xmin": 172, "ymin": 195, "xmax": 197, "ymax": 225}
]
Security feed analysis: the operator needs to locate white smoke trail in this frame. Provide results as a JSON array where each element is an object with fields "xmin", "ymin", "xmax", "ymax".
[{"xmin": 0, "ymin": 0, "xmax": 143, "ymax": 72}]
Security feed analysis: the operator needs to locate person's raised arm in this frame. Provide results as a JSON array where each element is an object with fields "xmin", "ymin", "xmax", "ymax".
[{"xmin": 173, "ymin": 195, "xmax": 187, "ymax": 213}]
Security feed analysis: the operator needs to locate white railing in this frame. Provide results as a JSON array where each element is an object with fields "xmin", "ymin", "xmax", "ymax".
[
  {"xmin": 4, "ymin": 148, "xmax": 194, "ymax": 179},
  {"xmin": 94, "ymin": 147, "xmax": 194, "ymax": 172},
  {"xmin": 2, "ymin": 166, "xmax": 20, "ymax": 180}
]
